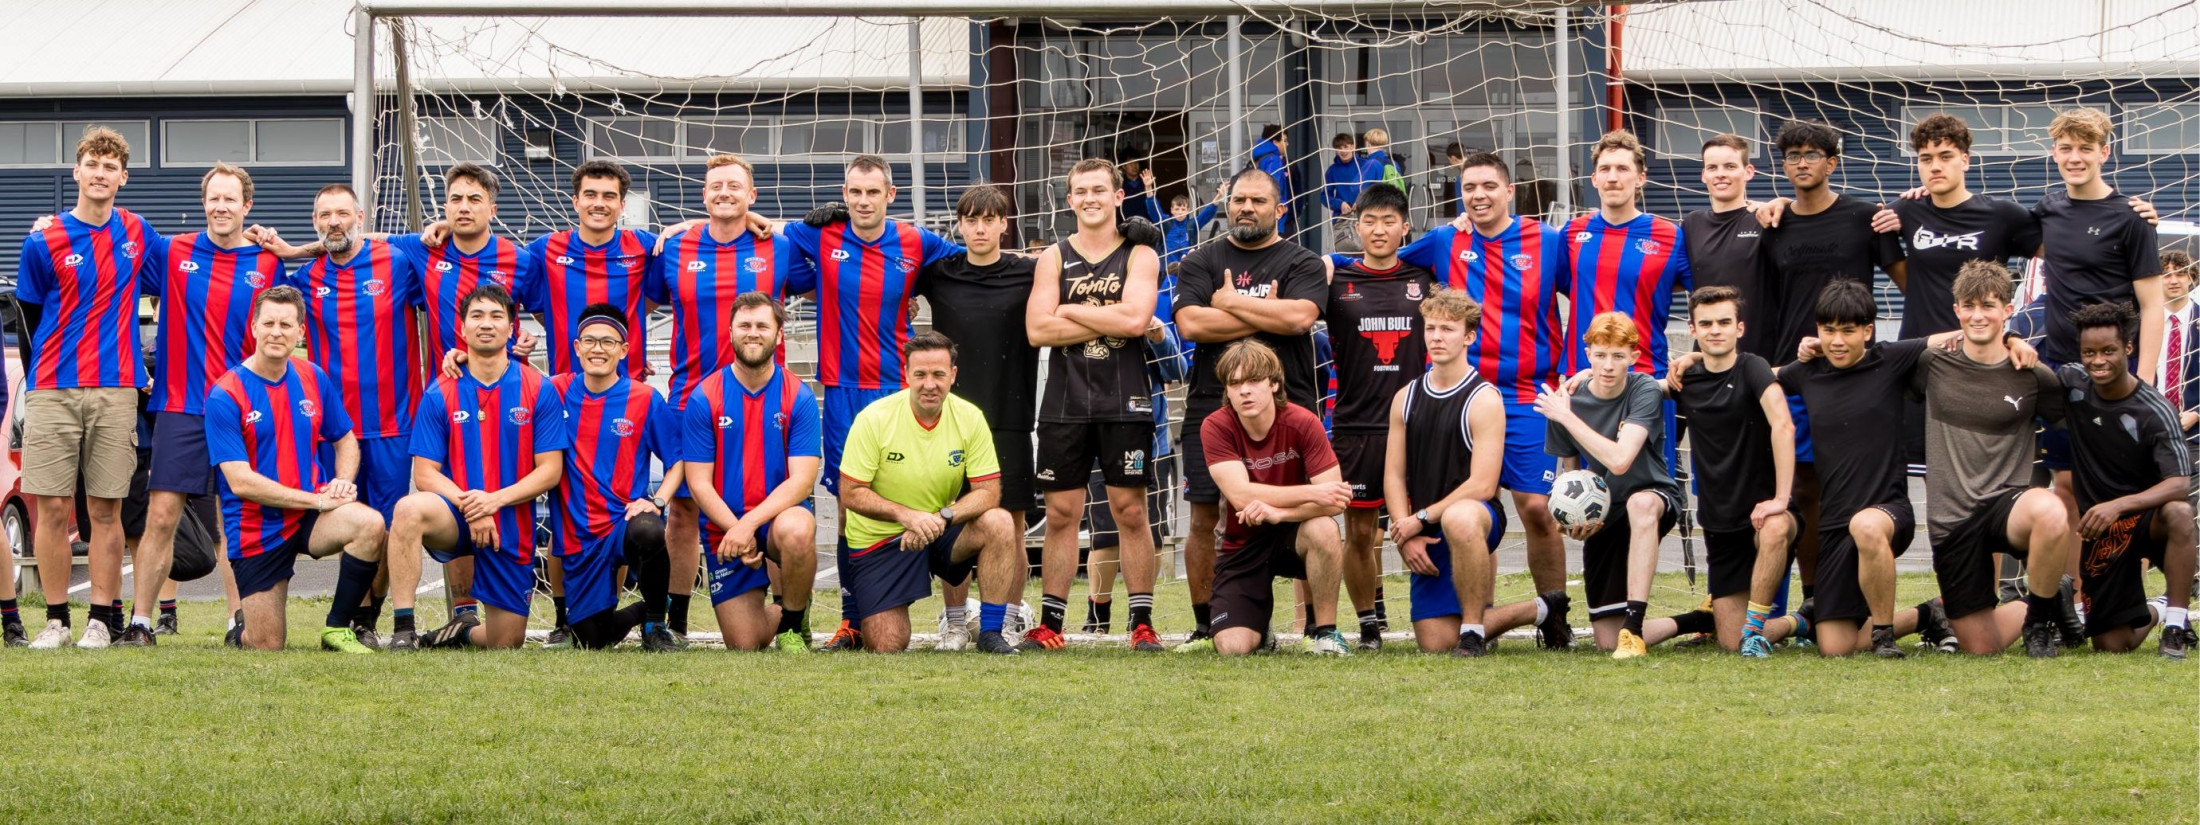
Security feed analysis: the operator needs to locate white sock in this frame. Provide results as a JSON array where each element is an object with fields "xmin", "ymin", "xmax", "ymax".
[
  {"xmin": 131, "ymin": 616, "xmax": 153, "ymax": 630},
  {"xmin": 943, "ymin": 605, "xmax": 967, "ymax": 627},
  {"xmin": 1534, "ymin": 598, "xmax": 1550, "ymax": 624},
  {"xmin": 2167, "ymin": 606, "xmax": 2189, "ymax": 629},
  {"xmin": 1461, "ymin": 623, "xmax": 1486, "ymax": 640}
]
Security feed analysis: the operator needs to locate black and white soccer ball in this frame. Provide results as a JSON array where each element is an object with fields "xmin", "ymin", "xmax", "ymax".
[{"xmin": 1547, "ymin": 469, "xmax": 1610, "ymax": 528}]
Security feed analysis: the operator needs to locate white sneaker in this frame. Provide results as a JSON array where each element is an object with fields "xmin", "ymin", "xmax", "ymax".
[
  {"xmin": 76, "ymin": 618, "xmax": 112, "ymax": 649},
  {"xmin": 935, "ymin": 611, "xmax": 972, "ymax": 651},
  {"xmin": 1002, "ymin": 600, "xmax": 1032, "ymax": 647},
  {"xmin": 29, "ymin": 619, "xmax": 70, "ymax": 649}
]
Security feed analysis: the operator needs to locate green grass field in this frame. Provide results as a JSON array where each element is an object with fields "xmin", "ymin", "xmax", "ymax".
[{"xmin": 3, "ymin": 571, "xmax": 2193, "ymax": 822}]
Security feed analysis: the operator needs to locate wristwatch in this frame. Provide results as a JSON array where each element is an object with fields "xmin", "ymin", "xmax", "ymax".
[
  {"xmin": 938, "ymin": 505, "xmax": 956, "ymax": 524},
  {"xmin": 651, "ymin": 496, "xmax": 668, "ymax": 511},
  {"xmin": 1413, "ymin": 509, "xmax": 1430, "ymax": 526}
]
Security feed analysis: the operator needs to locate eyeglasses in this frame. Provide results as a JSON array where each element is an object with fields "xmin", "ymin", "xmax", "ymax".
[
  {"xmin": 1782, "ymin": 151, "xmax": 1829, "ymax": 164},
  {"xmin": 576, "ymin": 336, "xmax": 625, "ymax": 351}
]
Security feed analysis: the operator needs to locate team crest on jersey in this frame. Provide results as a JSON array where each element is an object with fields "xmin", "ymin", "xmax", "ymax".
[
  {"xmin": 896, "ymin": 258, "xmax": 917, "ymax": 274},
  {"xmin": 1633, "ymin": 238, "xmax": 1662, "ymax": 256},
  {"xmin": 611, "ymin": 417, "xmax": 635, "ymax": 437},
  {"xmin": 686, "ymin": 260, "xmax": 708, "ymax": 272},
  {"xmin": 452, "ymin": 410, "xmax": 473, "ymax": 424},
  {"xmin": 63, "ymin": 253, "xmax": 84, "ymax": 267},
  {"xmin": 773, "ymin": 412, "xmax": 789, "ymax": 429},
  {"xmin": 1338, "ymin": 283, "xmax": 1360, "ymax": 302},
  {"xmin": 244, "ymin": 410, "xmax": 264, "ymax": 424},
  {"xmin": 482, "ymin": 269, "xmax": 504, "ymax": 281},
  {"xmin": 948, "ymin": 449, "xmax": 964, "ymax": 467},
  {"xmin": 179, "ymin": 261, "xmax": 200, "ymax": 273},
  {"xmin": 297, "ymin": 399, "xmax": 319, "ymax": 419},
  {"xmin": 1573, "ymin": 231, "xmax": 1593, "ymax": 243},
  {"xmin": 830, "ymin": 249, "xmax": 851, "ymax": 262},
  {"xmin": 1404, "ymin": 281, "xmax": 1424, "ymax": 300},
  {"xmin": 508, "ymin": 407, "xmax": 533, "ymax": 426},
  {"xmin": 1508, "ymin": 254, "xmax": 1534, "ymax": 270},
  {"xmin": 120, "ymin": 241, "xmax": 140, "ymax": 259},
  {"xmin": 555, "ymin": 255, "xmax": 575, "ymax": 265},
  {"xmin": 245, "ymin": 271, "xmax": 267, "ymax": 288},
  {"xmin": 434, "ymin": 260, "xmax": 455, "ymax": 272},
  {"xmin": 745, "ymin": 257, "xmax": 768, "ymax": 274},
  {"xmin": 1459, "ymin": 248, "xmax": 1479, "ymax": 263},
  {"xmin": 360, "ymin": 278, "xmax": 387, "ymax": 297}
]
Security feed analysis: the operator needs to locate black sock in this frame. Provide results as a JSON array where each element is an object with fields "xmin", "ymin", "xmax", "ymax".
[
  {"xmin": 1670, "ymin": 609, "xmax": 1715, "ymax": 637},
  {"xmin": 1, "ymin": 598, "xmax": 19, "ymax": 627},
  {"xmin": 47, "ymin": 603, "xmax": 70, "ymax": 626},
  {"xmin": 394, "ymin": 608, "xmax": 416, "ymax": 634},
  {"xmin": 1040, "ymin": 594, "xmax": 1068, "ymax": 633},
  {"xmin": 1312, "ymin": 623, "xmax": 1337, "ymax": 638},
  {"xmin": 777, "ymin": 606, "xmax": 808, "ymax": 635},
  {"xmin": 1303, "ymin": 604, "xmax": 1317, "ymax": 631},
  {"xmin": 2024, "ymin": 591, "xmax": 2058, "ymax": 626},
  {"xmin": 327, "ymin": 555, "xmax": 378, "ymax": 630},
  {"xmin": 89, "ymin": 604, "xmax": 118, "ymax": 629},
  {"xmin": 1126, "ymin": 593, "xmax": 1153, "ymax": 630},
  {"xmin": 1872, "ymin": 622, "xmax": 1895, "ymax": 642},
  {"xmin": 1802, "ymin": 584, "xmax": 1816, "ymax": 599},
  {"xmin": 1373, "ymin": 585, "xmax": 1389, "ymax": 628},
  {"xmin": 668, "ymin": 594, "xmax": 691, "ymax": 635},
  {"xmin": 1085, "ymin": 598, "xmax": 1111, "ymax": 630},
  {"xmin": 1191, "ymin": 601, "xmax": 1211, "ymax": 634},
  {"xmin": 1624, "ymin": 600, "xmax": 1648, "ymax": 635},
  {"xmin": 1357, "ymin": 609, "xmax": 1381, "ymax": 639},
  {"xmin": 158, "ymin": 599, "xmax": 177, "ymax": 620},
  {"xmin": 552, "ymin": 596, "xmax": 569, "ymax": 628},
  {"xmin": 351, "ymin": 596, "xmax": 385, "ymax": 629}
]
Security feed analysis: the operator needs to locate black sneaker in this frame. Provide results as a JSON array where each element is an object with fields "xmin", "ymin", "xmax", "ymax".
[
  {"xmin": 2161, "ymin": 625, "xmax": 2193, "ymax": 661},
  {"xmin": 976, "ymin": 630, "xmax": 1019, "ymax": 655},
  {"xmin": 386, "ymin": 629, "xmax": 419, "ymax": 652},
  {"xmin": 2022, "ymin": 620, "xmax": 2059, "ymax": 658},
  {"xmin": 422, "ymin": 613, "xmax": 478, "ymax": 649},
  {"xmin": 2055, "ymin": 577, "xmax": 2086, "ymax": 648},
  {"xmin": 640, "ymin": 625, "xmax": 682, "ymax": 652},
  {"xmin": 1535, "ymin": 590, "xmax": 1573, "ymax": 650},
  {"xmin": 154, "ymin": 613, "xmax": 178, "ymax": 636},
  {"xmin": 1453, "ymin": 631, "xmax": 1489, "ymax": 658},
  {"xmin": 115, "ymin": 623, "xmax": 156, "ymax": 647},
  {"xmin": 224, "ymin": 624, "xmax": 244, "ymax": 649},
  {"xmin": 4, "ymin": 621, "xmax": 26, "ymax": 647},
  {"xmin": 1917, "ymin": 599, "xmax": 1958, "ymax": 654},
  {"xmin": 543, "ymin": 624, "xmax": 572, "ymax": 650},
  {"xmin": 1871, "ymin": 625, "xmax": 1905, "ymax": 658},
  {"xmin": 1356, "ymin": 631, "xmax": 1383, "ymax": 652},
  {"xmin": 349, "ymin": 624, "xmax": 384, "ymax": 651}
]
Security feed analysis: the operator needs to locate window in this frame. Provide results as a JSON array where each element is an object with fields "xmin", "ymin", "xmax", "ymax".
[
  {"xmin": 686, "ymin": 117, "xmax": 774, "ymax": 158},
  {"xmin": 1898, "ymin": 104, "xmax": 2063, "ymax": 155},
  {"xmin": 0, "ymin": 120, "xmax": 151, "ymax": 168},
  {"xmin": 2122, "ymin": 102, "xmax": 2199, "ymax": 155},
  {"xmin": 879, "ymin": 118, "xmax": 962, "ymax": 157},
  {"xmin": 1655, "ymin": 106, "xmax": 1765, "ymax": 158},
  {"xmin": 587, "ymin": 117, "xmax": 679, "ymax": 160},
  {"xmin": 416, "ymin": 116, "xmax": 503, "ymax": 165},
  {"xmin": 163, "ymin": 118, "xmax": 344, "ymax": 166},
  {"xmin": 781, "ymin": 119, "xmax": 870, "ymax": 156}
]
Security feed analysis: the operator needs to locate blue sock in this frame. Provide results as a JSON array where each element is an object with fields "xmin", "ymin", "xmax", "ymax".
[
  {"xmin": 326, "ymin": 554, "xmax": 378, "ymax": 629},
  {"xmin": 980, "ymin": 602, "xmax": 1007, "ymax": 634}
]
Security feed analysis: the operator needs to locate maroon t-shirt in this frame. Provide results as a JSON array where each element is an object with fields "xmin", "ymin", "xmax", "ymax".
[{"xmin": 1200, "ymin": 402, "xmax": 1339, "ymax": 552}]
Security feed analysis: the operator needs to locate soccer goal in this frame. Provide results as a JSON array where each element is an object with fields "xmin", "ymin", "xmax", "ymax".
[{"xmin": 352, "ymin": 0, "xmax": 2200, "ymax": 641}]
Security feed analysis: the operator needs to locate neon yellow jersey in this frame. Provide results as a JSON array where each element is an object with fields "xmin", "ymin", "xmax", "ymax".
[{"xmin": 839, "ymin": 390, "xmax": 1000, "ymax": 549}]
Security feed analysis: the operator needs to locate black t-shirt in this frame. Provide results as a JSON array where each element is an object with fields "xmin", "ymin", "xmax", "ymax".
[
  {"xmin": 918, "ymin": 252, "xmax": 1040, "ymax": 432},
  {"xmin": 1777, "ymin": 338, "xmax": 1927, "ymax": 527},
  {"xmin": 1174, "ymin": 238, "xmax": 1330, "ymax": 417},
  {"xmin": 1761, "ymin": 194, "xmax": 1905, "ymax": 364},
  {"xmin": 1892, "ymin": 195, "xmax": 2042, "ymax": 338},
  {"xmin": 1327, "ymin": 259, "xmax": 1434, "ymax": 433},
  {"xmin": 2032, "ymin": 189, "xmax": 2161, "ymax": 364},
  {"xmin": 1675, "ymin": 353, "xmax": 1781, "ymax": 533},
  {"xmin": 2057, "ymin": 365, "xmax": 2192, "ymax": 511},
  {"xmin": 1682, "ymin": 207, "xmax": 1778, "ymax": 361}
]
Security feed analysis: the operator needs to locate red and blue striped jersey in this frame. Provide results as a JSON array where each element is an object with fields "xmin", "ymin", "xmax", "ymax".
[
  {"xmin": 548, "ymin": 373, "xmax": 675, "ymax": 557},
  {"xmin": 15, "ymin": 209, "xmax": 165, "ymax": 390},
  {"xmin": 410, "ymin": 362, "xmax": 570, "ymax": 563},
  {"xmin": 391, "ymin": 233, "xmax": 525, "ymax": 357},
  {"xmin": 1398, "ymin": 217, "xmax": 1572, "ymax": 403},
  {"xmin": 642, "ymin": 227, "xmax": 818, "ymax": 406},
  {"xmin": 204, "ymin": 358, "xmax": 354, "ymax": 559},
  {"xmin": 782, "ymin": 220, "xmax": 959, "ymax": 389},
  {"xmin": 1562, "ymin": 213, "xmax": 1693, "ymax": 377},
  {"xmin": 287, "ymin": 239, "xmax": 427, "ymax": 439},
  {"xmin": 515, "ymin": 229, "xmax": 657, "ymax": 377},
  {"xmin": 680, "ymin": 364, "xmax": 820, "ymax": 528},
  {"xmin": 146, "ymin": 234, "xmax": 286, "ymax": 414}
]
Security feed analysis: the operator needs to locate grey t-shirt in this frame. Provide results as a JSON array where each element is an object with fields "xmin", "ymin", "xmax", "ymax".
[
  {"xmin": 1547, "ymin": 371, "xmax": 1677, "ymax": 502},
  {"xmin": 1911, "ymin": 347, "xmax": 2065, "ymax": 543}
]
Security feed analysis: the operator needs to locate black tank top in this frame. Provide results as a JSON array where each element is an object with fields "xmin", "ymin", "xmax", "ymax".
[
  {"xmin": 1402, "ymin": 369, "xmax": 1494, "ymax": 508},
  {"xmin": 1040, "ymin": 239, "xmax": 1153, "ymax": 423}
]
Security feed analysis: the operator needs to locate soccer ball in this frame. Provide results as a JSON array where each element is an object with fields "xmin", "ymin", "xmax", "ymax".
[{"xmin": 1547, "ymin": 470, "xmax": 1611, "ymax": 528}]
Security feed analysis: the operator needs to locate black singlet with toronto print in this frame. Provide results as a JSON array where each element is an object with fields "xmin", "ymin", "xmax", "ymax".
[
  {"xmin": 1040, "ymin": 238, "xmax": 1153, "ymax": 424},
  {"xmin": 1402, "ymin": 369, "xmax": 1496, "ymax": 508}
]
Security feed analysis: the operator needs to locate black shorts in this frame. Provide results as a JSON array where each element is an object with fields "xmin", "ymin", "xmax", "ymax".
[
  {"xmin": 149, "ymin": 412, "xmax": 217, "ymax": 495},
  {"xmin": 1210, "ymin": 525, "xmax": 1308, "ymax": 634},
  {"xmin": 2081, "ymin": 509, "xmax": 2169, "ymax": 638},
  {"xmin": 1332, "ymin": 431, "xmax": 1388, "ymax": 509},
  {"xmin": 1814, "ymin": 500, "xmax": 1917, "ymax": 625},
  {"xmin": 1933, "ymin": 488, "xmax": 2027, "ymax": 620},
  {"xmin": 1036, "ymin": 420, "xmax": 1154, "ymax": 491},
  {"xmin": 232, "ymin": 512, "xmax": 321, "ymax": 599},
  {"xmin": 1582, "ymin": 489, "xmax": 1680, "ymax": 619},
  {"xmin": 842, "ymin": 523, "xmax": 976, "ymax": 620},
  {"xmin": 1085, "ymin": 462, "xmax": 1173, "ymax": 549},
  {"xmin": 992, "ymin": 428, "xmax": 1037, "ymax": 513},
  {"xmin": 1181, "ymin": 411, "xmax": 1220, "ymax": 504},
  {"xmin": 1704, "ymin": 528, "xmax": 1761, "ymax": 600}
]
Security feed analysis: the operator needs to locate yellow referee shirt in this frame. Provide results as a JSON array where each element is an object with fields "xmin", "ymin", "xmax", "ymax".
[{"xmin": 839, "ymin": 389, "xmax": 1000, "ymax": 549}]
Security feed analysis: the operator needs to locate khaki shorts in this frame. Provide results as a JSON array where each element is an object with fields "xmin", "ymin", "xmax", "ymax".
[{"xmin": 21, "ymin": 387, "xmax": 140, "ymax": 499}]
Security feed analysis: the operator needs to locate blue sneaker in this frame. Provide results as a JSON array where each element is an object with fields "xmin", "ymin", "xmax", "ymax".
[{"xmin": 1739, "ymin": 633, "xmax": 1772, "ymax": 658}]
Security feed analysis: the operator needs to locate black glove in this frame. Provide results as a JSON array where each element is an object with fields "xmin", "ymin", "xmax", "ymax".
[
  {"xmin": 803, "ymin": 202, "xmax": 850, "ymax": 228},
  {"xmin": 1118, "ymin": 216, "xmax": 1162, "ymax": 249}
]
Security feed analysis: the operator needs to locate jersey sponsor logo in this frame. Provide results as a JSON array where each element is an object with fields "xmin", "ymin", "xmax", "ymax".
[
  {"xmin": 555, "ymin": 255, "xmax": 576, "ymax": 265},
  {"xmin": 686, "ymin": 260, "xmax": 708, "ymax": 272},
  {"xmin": 830, "ymin": 249, "xmax": 852, "ymax": 262},
  {"xmin": 1242, "ymin": 447, "xmax": 1300, "ymax": 472},
  {"xmin": 452, "ymin": 410, "xmax": 473, "ymax": 424},
  {"xmin": 63, "ymin": 253, "xmax": 85, "ymax": 267},
  {"xmin": 1633, "ymin": 238, "xmax": 1662, "ymax": 256},
  {"xmin": 2087, "ymin": 226, "xmax": 2102, "ymax": 236},
  {"xmin": 1337, "ymin": 282, "xmax": 1361, "ymax": 302},
  {"xmin": 1912, "ymin": 226, "xmax": 1982, "ymax": 252},
  {"xmin": 244, "ymin": 410, "xmax": 264, "ymax": 425},
  {"xmin": 2003, "ymin": 395, "xmax": 2021, "ymax": 410},
  {"xmin": 1233, "ymin": 269, "xmax": 1255, "ymax": 289},
  {"xmin": 1736, "ymin": 230, "xmax": 1760, "ymax": 239},
  {"xmin": 1064, "ymin": 270, "xmax": 1123, "ymax": 303},
  {"xmin": 360, "ymin": 278, "xmax": 387, "ymax": 297},
  {"xmin": 1358, "ymin": 316, "xmax": 1415, "ymax": 365},
  {"xmin": 948, "ymin": 449, "xmax": 964, "ymax": 467},
  {"xmin": 508, "ymin": 407, "xmax": 533, "ymax": 426},
  {"xmin": 315, "ymin": 285, "xmax": 333, "ymax": 298},
  {"xmin": 886, "ymin": 450, "xmax": 906, "ymax": 462},
  {"xmin": 1458, "ymin": 248, "xmax": 1479, "ymax": 263},
  {"xmin": 297, "ymin": 399, "xmax": 319, "ymax": 419},
  {"xmin": 1405, "ymin": 280, "xmax": 1424, "ymax": 300},
  {"xmin": 179, "ymin": 260, "xmax": 200, "ymax": 272},
  {"xmin": 716, "ymin": 415, "xmax": 734, "ymax": 429},
  {"xmin": 611, "ymin": 417, "xmax": 635, "ymax": 437},
  {"xmin": 1573, "ymin": 231, "xmax": 1593, "ymax": 243},
  {"xmin": 434, "ymin": 260, "xmax": 456, "ymax": 272},
  {"xmin": 745, "ymin": 257, "xmax": 768, "ymax": 274}
]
